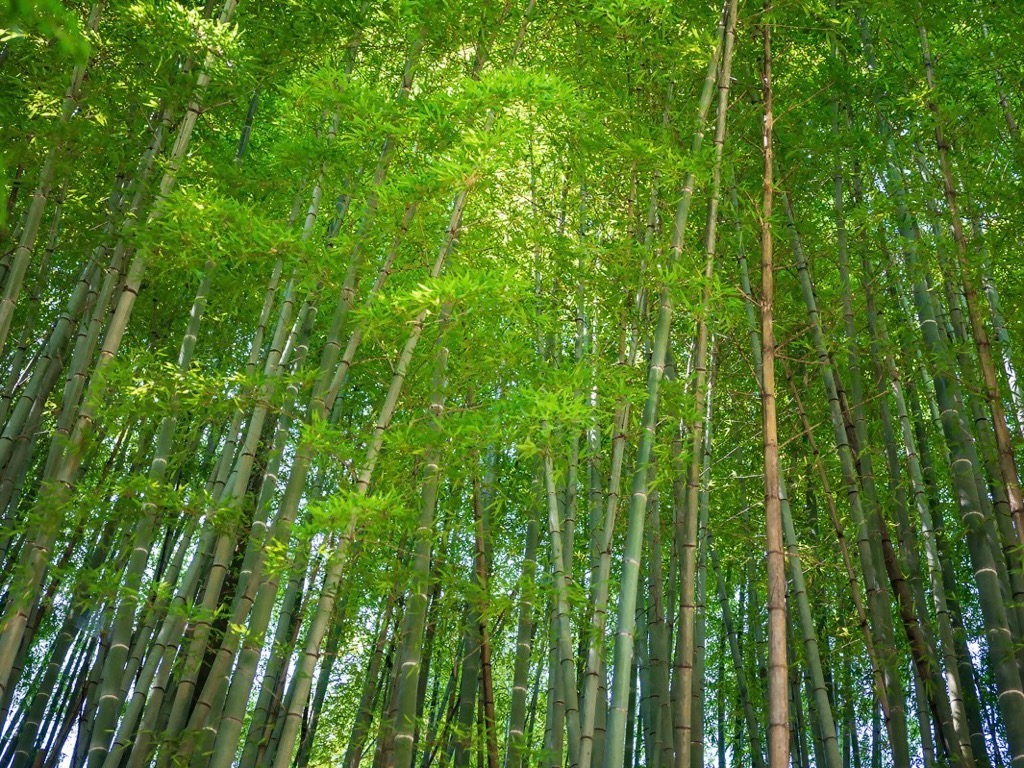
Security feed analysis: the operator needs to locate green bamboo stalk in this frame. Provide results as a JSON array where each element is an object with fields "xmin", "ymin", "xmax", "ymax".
[
  {"xmin": 160, "ymin": 276, "xmax": 299, "ymax": 759},
  {"xmin": 604, "ymin": 8, "xmax": 726, "ymax": 765},
  {"xmin": 978, "ymin": 256, "xmax": 1024, "ymax": 432},
  {"xmin": 913, "ymin": 191, "xmax": 1024, "ymax": 641},
  {"xmin": 690, "ymin": 359, "xmax": 715, "ymax": 768},
  {"xmin": 784, "ymin": 189, "xmax": 910, "ymax": 768},
  {"xmin": 206, "ymin": 25, "xmax": 519, "ymax": 760},
  {"xmin": 579, "ymin": 121, "xmax": 661, "ymax": 768},
  {"xmin": 454, "ymin": 599, "xmax": 484, "ymax": 768},
  {"xmin": 10, "ymin": 518, "xmax": 122, "ymax": 766},
  {"xmin": 172, "ymin": 265, "xmax": 322, "ymax": 764},
  {"xmin": 269, "ymin": 298, "xmax": 456, "ymax": 768},
  {"xmin": 916, "ymin": 16, "xmax": 1024, "ymax": 555},
  {"xmin": 238, "ymin": 546, "xmax": 313, "ymax": 768},
  {"xmin": 578, "ymin": 398, "xmax": 629, "ymax": 768},
  {"xmin": 835, "ymin": 151, "xmax": 965, "ymax": 764},
  {"xmin": 908, "ymin": 382, "xmax": 992, "ymax": 766},
  {"xmin": 505, "ymin": 498, "xmax": 539, "ymax": 768},
  {"xmin": 674, "ymin": 4, "xmax": 736, "ymax": 763},
  {"xmin": 474, "ymin": 471, "xmax": 500, "ymax": 768},
  {"xmin": 98, "ymin": 520, "xmax": 199, "ymax": 768},
  {"xmin": 0, "ymin": 254, "xmax": 98, "ymax": 482},
  {"xmin": 645, "ymin": 479, "xmax": 671, "ymax": 768},
  {"xmin": 623, "ymin": 654, "xmax": 638, "ymax": 768},
  {"xmin": 708, "ymin": 535, "xmax": 765, "ymax": 768},
  {"xmin": 787, "ymin": 619, "xmax": 807, "ymax": 768},
  {"xmin": 85, "ymin": 263, "xmax": 214, "ymax": 768},
  {"xmin": 759, "ymin": 9, "xmax": 788, "ymax": 768},
  {"xmin": 543, "ymin": 449, "xmax": 582, "ymax": 768},
  {"xmin": 0, "ymin": 0, "xmax": 240, "ymax": 703},
  {"xmin": 266, "ymin": 16, "xmax": 537, "ymax": 757},
  {"xmin": 880, "ymin": 156, "xmax": 1024, "ymax": 764},
  {"xmin": 122, "ymin": 311, "xmax": 284, "ymax": 768},
  {"xmin": 199, "ymin": 197, "xmax": 414, "ymax": 765},
  {"xmin": 0, "ymin": 179, "xmax": 61, "ymax": 431},
  {"xmin": 0, "ymin": 3, "xmax": 102, "ymax": 357},
  {"xmin": 777, "ymin": 471, "xmax": 841, "ymax": 768},
  {"xmin": 863, "ymin": 236, "xmax": 979, "ymax": 764},
  {"xmin": 390, "ymin": 338, "xmax": 450, "ymax": 768}
]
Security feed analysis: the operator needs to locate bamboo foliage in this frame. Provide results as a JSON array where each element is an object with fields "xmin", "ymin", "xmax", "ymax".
[{"xmin": 1, "ymin": 2, "xmax": 1024, "ymax": 768}]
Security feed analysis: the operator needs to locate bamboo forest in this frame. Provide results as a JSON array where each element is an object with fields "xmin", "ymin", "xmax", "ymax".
[{"xmin": 3, "ymin": 0, "xmax": 1024, "ymax": 767}]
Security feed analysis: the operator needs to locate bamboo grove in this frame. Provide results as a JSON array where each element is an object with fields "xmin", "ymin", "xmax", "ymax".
[{"xmin": 1, "ymin": 0, "xmax": 1023, "ymax": 767}]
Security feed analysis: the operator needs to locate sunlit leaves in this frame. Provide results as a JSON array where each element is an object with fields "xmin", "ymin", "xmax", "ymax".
[
  {"xmin": 124, "ymin": 1, "xmax": 243, "ymax": 79},
  {"xmin": 1, "ymin": 0, "xmax": 91, "ymax": 62}
]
